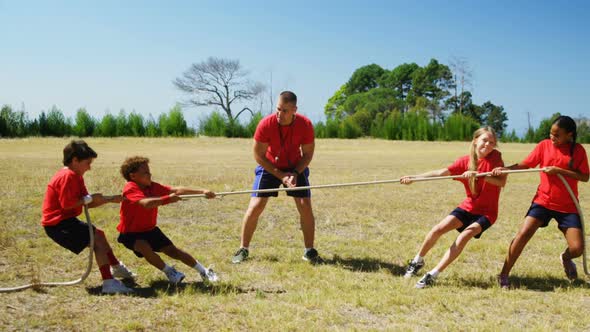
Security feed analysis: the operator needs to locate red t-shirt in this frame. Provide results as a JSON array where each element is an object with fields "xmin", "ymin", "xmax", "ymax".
[
  {"xmin": 253, "ymin": 113, "xmax": 314, "ymax": 169},
  {"xmin": 522, "ymin": 139, "xmax": 589, "ymax": 213},
  {"xmin": 41, "ymin": 168, "xmax": 89, "ymax": 226},
  {"xmin": 118, "ymin": 181, "xmax": 171, "ymax": 233},
  {"xmin": 447, "ymin": 149, "xmax": 504, "ymax": 223}
]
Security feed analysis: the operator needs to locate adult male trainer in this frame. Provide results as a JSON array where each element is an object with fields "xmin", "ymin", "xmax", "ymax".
[{"xmin": 232, "ymin": 91, "xmax": 319, "ymax": 263}]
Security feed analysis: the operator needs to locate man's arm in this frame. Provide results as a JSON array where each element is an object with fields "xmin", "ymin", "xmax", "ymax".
[
  {"xmin": 253, "ymin": 140, "xmax": 289, "ymax": 180},
  {"xmin": 293, "ymin": 142, "xmax": 315, "ymax": 175}
]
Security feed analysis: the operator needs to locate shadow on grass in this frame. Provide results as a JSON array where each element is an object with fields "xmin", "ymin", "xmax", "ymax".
[
  {"xmin": 321, "ymin": 255, "xmax": 405, "ymax": 275},
  {"xmin": 86, "ymin": 279, "xmax": 287, "ymax": 298},
  {"xmin": 455, "ymin": 275, "xmax": 589, "ymax": 291}
]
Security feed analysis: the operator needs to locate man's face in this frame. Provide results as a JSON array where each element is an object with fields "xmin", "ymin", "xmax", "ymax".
[{"xmin": 275, "ymin": 99, "xmax": 297, "ymax": 125}]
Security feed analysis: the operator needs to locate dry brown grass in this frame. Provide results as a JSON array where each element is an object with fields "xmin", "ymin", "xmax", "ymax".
[{"xmin": 0, "ymin": 137, "xmax": 589, "ymax": 331}]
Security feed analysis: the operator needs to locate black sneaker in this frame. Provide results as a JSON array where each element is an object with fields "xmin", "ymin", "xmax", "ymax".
[
  {"xmin": 232, "ymin": 248, "xmax": 249, "ymax": 264},
  {"xmin": 302, "ymin": 248, "xmax": 321, "ymax": 263},
  {"xmin": 497, "ymin": 274, "xmax": 510, "ymax": 289},
  {"xmin": 404, "ymin": 259, "xmax": 425, "ymax": 278},
  {"xmin": 415, "ymin": 273, "xmax": 436, "ymax": 289},
  {"xmin": 560, "ymin": 253, "xmax": 578, "ymax": 281}
]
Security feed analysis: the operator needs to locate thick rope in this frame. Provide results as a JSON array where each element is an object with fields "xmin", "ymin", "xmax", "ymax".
[
  {"xmin": 557, "ymin": 174, "xmax": 589, "ymax": 276},
  {"xmin": 182, "ymin": 167, "xmax": 590, "ymax": 277},
  {"xmin": 2, "ymin": 167, "xmax": 584, "ymax": 292},
  {"xmin": 0, "ymin": 205, "xmax": 94, "ymax": 293},
  {"xmin": 179, "ymin": 168, "xmax": 545, "ymax": 199}
]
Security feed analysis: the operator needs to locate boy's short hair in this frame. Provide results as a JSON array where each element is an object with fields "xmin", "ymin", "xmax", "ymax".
[
  {"xmin": 63, "ymin": 140, "xmax": 97, "ymax": 165},
  {"xmin": 279, "ymin": 91, "xmax": 297, "ymax": 105},
  {"xmin": 121, "ymin": 156, "xmax": 150, "ymax": 181}
]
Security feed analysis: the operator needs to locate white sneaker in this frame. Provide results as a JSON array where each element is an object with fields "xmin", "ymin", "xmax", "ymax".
[
  {"xmin": 200, "ymin": 268, "xmax": 219, "ymax": 283},
  {"xmin": 111, "ymin": 262, "xmax": 137, "ymax": 279},
  {"xmin": 102, "ymin": 279, "xmax": 133, "ymax": 294},
  {"xmin": 165, "ymin": 266, "xmax": 185, "ymax": 284}
]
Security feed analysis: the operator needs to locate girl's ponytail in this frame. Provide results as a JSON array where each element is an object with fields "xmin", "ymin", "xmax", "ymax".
[{"xmin": 552, "ymin": 115, "xmax": 577, "ymax": 169}]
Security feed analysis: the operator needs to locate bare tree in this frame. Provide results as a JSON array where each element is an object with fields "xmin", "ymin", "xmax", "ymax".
[
  {"xmin": 448, "ymin": 56, "xmax": 473, "ymax": 115},
  {"xmin": 173, "ymin": 57, "xmax": 265, "ymax": 122}
]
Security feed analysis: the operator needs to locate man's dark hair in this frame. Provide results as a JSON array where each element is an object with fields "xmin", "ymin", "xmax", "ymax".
[
  {"xmin": 279, "ymin": 91, "xmax": 297, "ymax": 105},
  {"xmin": 63, "ymin": 140, "xmax": 97, "ymax": 165}
]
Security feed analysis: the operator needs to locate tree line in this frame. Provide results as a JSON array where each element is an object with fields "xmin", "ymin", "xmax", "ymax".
[
  {"xmin": 2, "ymin": 103, "xmax": 588, "ymax": 143},
  {"xmin": 317, "ymin": 59, "xmax": 509, "ymax": 140},
  {"xmin": 0, "ymin": 104, "xmax": 194, "ymax": 137},
  {"xmin": 2, "ymin": 57, "xmax": 588, "ymax": 142}
]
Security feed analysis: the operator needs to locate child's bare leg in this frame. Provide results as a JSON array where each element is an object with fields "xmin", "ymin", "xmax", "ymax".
[
  {"xmin": 161, "ymin": 245, "xmax": 197, "ymax": 267},
  {"xmin": 93, "ymin": 229, "xmax": 110, "ymax": 267},
  {"xmin": 500, "ymin": 216, "xmax": 542, "ymax": 276},
  {"xmin": 418, "ymin": 215, "xmax": 462, "ymax": 257},
  {"xmin": 434, "ymin": 224, "xmax": 481, "ymax": 273},
  {"xmin": 134, "ymin": 240, "xmax": 165, "ymax": 270},
  {"xmin": 560, "ymin": 227, "xmax": 584, "ymax": 259}
]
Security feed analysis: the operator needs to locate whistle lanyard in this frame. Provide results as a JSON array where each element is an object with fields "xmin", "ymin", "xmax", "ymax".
[{"xmin": 276, "ymin": 116, "xmax": 296, "ymax": 168}]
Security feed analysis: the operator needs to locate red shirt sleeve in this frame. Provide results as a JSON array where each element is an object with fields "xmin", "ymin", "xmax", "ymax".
[
  {"xmin": 573, "ymin": 144, "xmax": 589, "ymax": 174},
  {"xmin": 123, "ymin": 182, "xmax": 146, "ymax": 203},
  {"xmin": 123, "ymin": 182, "xmax": 172, "ymax": 203},
  {"xmin": 522, "ymin": 140, "xmax": 545, "ymax": 168},
  {"xmin": 300, "ymin": 117, "xmax": 315, "ymax": 145},
  {"xmin": 151, "ymin": 182, "xmax": 172, "ymax": 196},
  {"xmin": 57, "ymin": 172, "xmax": 88, "ymax": 209},
  {"xmin": 447, "ymin": 156, "xmax": 468, "ymax": 175},
  {"xmin": 254, "ymin": 116, "xmax": 271, "ymax": 143}
]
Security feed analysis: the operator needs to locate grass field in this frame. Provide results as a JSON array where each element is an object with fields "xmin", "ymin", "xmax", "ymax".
[{"xmin": 1, "ymin": 137, "xmax": 589, "ymax": 331}]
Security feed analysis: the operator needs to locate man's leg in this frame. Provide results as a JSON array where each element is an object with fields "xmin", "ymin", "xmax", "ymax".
[
  {"xmin": 294, "ymin": 197, "xmax": 315, "ymax": 249},
  {"xmin": 240, "ymin": 197, "xmax": 269, "ymax": 248}
]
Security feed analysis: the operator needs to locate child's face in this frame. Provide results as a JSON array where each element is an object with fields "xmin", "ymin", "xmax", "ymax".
[
  {"xmin": 474, "ymin": 132, "xmax": 496, "ymax": 158},
  {"xmin": 130, "ymin": 163, "xmax": 152, "ymax": 187},
  {"xmin": 550, "ymin": 124, "xmax": 573, "ymax": 146},
  {"xmin": 71, "ymin": 157, "xmax": 93, "ymax": 176}
]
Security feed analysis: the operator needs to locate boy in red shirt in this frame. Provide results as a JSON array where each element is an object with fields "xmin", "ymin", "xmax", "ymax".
[
  {"xmin": 401, "ymin": 127, "xmax": 507, "ymax": 288},
  {"xmin": 42, "ymin": 140, "xmax": 134, "ymax": 294},
  {"xmin": 494, "ymin": 115, "xmax": 589, "ymax": 288},
  {"xmin": 118, "ymin": 156, "xmax": 218, "ymax": 284}
]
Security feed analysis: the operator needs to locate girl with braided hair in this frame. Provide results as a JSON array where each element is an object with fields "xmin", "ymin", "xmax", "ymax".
[{"xmin": 494, "ymin": 115, "xmax": 589, "ymax": 288}]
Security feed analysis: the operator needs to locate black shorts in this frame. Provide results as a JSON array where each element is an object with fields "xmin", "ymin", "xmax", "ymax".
[
  {"xmin": 117, "ymin": 227, "xmax": 174, "ymax": 258},
  {"xmin": 44, "ymin": 217, "xmax": 97, "ymax": 254},
  {"xmin": 526, "ymin": 203, "xmax": 582, "ymax": 229},
  {"xmin": 450, "ymin": 207, "xmax": 492, "ymax": 239},
  {"xmin": 251, "ymin": 165, "xmax": 311, "ymax": 197}
]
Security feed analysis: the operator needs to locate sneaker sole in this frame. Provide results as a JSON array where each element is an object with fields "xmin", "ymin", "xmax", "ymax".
[
  {"xmin": 102, "ymin": 288, "xmax": 133, "ymax": 294},
  {"xmin": 232, "ymin": 257, "xmax": 246, "ymax": 264},
  {"xmin": 113, "ymin": 273, "xmax": 136, "ymax": 279},
  {"xmin": 302, "ymin": 255, "xmax": 321, "ymax": 263}
]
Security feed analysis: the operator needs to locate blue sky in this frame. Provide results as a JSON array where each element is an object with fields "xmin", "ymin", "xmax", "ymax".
[{"xmin": 1, "ymin": 1, "xmax": 588, "ymax": 135}]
